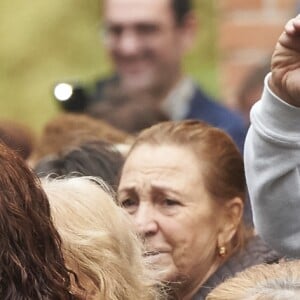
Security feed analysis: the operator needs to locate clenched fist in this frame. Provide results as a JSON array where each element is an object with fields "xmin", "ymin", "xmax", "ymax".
[{"xmin": 270, "ymin": 15, "xmax": 300, "ymax": 107}]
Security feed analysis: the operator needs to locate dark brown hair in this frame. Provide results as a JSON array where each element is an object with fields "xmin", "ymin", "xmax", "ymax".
[
  {"xmin": 128, "ymin": 120, "xmax": 248, "ymax": 251},
  {"xmin": 0, "ymin": 142, "xmax": 79, "ymax": 299},
  {"xmin": 0, "ymin": 119, "xmax": 35, "ymax": 160},
  {"xmin": 30, "ymin": 113, "xmax": 130, "ymax": 165}
]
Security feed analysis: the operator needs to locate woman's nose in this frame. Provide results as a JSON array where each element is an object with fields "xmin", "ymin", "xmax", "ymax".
[{"xmin": 134, "ymin": 204, "xmax": 159, "ymax": 237}]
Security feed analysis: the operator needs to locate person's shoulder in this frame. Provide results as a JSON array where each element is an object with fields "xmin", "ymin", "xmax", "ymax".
[
  {"xmin": 191, "ymin": 86, "xmax": 244, "ymax": 126},
  {"xmin": 242, "ymin": 235, "xmax": 282, "ymax": 265},
  {"xmin": 89, "ymin": 75, "xmax": 120, "ymax": 104},
  {"xmin": 94, "ymin": 75, "xmax": 119, "ymax": 90}
]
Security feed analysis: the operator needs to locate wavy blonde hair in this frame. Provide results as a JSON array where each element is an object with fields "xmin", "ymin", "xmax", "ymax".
[
  {"xmin": 42, "ymin": 177, "xmax": 160, "ymax": 300},
  {"xmin": 206, "ymin": 261, "xmax": 300, "ymax": 300}
]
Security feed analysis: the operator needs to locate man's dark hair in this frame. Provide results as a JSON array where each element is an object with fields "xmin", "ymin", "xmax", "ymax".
[
  {"xmin": 172, "ymin": 0, "xmax": 193, "ymax": 25},
  {"xmin": 103, "ymin": 0, "xmax": 193, "ymax": 26}
]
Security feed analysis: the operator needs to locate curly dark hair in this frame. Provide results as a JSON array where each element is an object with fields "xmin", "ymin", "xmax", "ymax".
[{"xmin": 0, "ymin": 142, "xmax": 80, "ymax": 299}]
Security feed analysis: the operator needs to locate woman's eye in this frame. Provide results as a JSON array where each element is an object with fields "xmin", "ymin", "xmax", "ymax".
[
  {"xmin": 163, "ymin": 199, "xmax": 180, "ymax": 206},
  {"xmin": 120, "ymin": 198, "xmax": 137, "ymax": 209},
  {"xmin": 121, "ymin": 199, "xmax": 134, "ymax": 207}
]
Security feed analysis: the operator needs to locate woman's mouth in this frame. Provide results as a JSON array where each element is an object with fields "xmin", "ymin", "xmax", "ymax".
[{"xmin": 143, "ymin": 250, "xmax": 161, "ymax": 257}]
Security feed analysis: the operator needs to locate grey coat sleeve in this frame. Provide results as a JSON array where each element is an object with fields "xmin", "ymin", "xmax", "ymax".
[{"xmin": 244, "ymin": 73, "xmax": 300, "ymax": 257}]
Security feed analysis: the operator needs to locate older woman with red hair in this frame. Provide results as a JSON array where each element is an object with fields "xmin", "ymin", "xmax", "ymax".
[{"xmin": 118, "ymin": 120, "xmax": 280, "ymax": 300}]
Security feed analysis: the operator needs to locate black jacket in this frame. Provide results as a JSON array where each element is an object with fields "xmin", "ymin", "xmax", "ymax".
[{"xmin": 192, "ymin": 235, "xmax": 281, "ymax": 300}]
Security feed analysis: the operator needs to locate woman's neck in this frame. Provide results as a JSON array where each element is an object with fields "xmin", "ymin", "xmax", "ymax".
[{"xmin": 174, "ymin": 258, "xmax": 224, "ymax": 300}]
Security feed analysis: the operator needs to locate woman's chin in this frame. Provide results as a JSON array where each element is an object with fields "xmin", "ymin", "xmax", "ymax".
[{"xmin": 144, "ymin": 253, "xmax": 176, "ymax": 281}]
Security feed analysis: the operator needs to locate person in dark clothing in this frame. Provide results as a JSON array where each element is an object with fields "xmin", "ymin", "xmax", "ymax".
[{"xmin": 58, "ymin": 0, "xmax": 246, "ymax": 151}]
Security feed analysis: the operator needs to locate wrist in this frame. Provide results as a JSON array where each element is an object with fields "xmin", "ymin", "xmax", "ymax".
[{"xmin": 268, "ymin": 74, "xmax": 300, "ymax": 107}]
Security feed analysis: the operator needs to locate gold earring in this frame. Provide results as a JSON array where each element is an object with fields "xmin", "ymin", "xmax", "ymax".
[{"xmin": 218, "ymin": 246, "xmax": 227, "ymax": 258}]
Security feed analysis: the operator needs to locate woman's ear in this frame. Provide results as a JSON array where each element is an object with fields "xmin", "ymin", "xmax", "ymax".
[{"xmin": 217, "ymin": 197, "xmax": 244, "ymax": 247}]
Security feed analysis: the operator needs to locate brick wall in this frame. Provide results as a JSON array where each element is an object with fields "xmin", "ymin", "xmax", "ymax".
[{"xmin": 217, "ymin": 0, "xmax": 297, "ymax": 107}]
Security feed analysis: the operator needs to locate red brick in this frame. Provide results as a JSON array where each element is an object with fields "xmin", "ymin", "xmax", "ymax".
[
  {"xmin": 219, "ymin": 20, "xmax": 285, "ymax": 53},
  {"xmin": 219, "ymin": 60, "xmax": 267, "ymax": 106}
]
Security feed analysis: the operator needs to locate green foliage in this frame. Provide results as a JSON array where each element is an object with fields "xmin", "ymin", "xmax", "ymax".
[
  {"xmin": 186, "ymin": 0, "xmax": 218, "ymax": 96},
  {"xmin": 0, "ymin": 0, "xmax": 218, "ymax": 131}
]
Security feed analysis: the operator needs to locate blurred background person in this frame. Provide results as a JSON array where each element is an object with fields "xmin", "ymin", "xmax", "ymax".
[
  {"xmin": 29, "ymin": 113, "xmax": 131, "ymax": 166},
  {"xmin": 43, "ymin": 176, "xmax": 161, "ymax": 300},
  {"xmin": 84, "ymin": 0, "xmax": 247, "ymax": 152},
  {"xmin": 0, "ymin": 142, "xmax": 78, "ymax": 299},
  {"xmin": 118, "ymin": 120, "xmax": 280, "ymax": 300},
  {"xmin": 87, "ymin": 89, "xmax": 170, "ymax": 133},
  {"xmin": 234, "ymin": 60, "xmax": 270, "ymax": 128},
  {"xmin": 206, "ymin": 261, "xmax": 300, "ymax": 300},
  {"xmin": 2, "ymin": 1, "xmax": 296, "ymax": 140},
  {"xmin": 34, "ymin": 139, "xmax": 124, "ymax": 191}
]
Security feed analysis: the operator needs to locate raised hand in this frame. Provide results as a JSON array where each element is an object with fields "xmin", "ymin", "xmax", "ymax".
[{"xmin": 270, "ymin": 15, "xmax": 300, "ymax": 107}]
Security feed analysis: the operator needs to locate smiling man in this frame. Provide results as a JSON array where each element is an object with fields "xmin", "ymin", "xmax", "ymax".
[
  {"xmin": 89, "ymin": 0, "xmax": 246, "ymax": 151},
  {"xmin": 103, "ymin": 0, "xmax": 193, "ymax": 94}
]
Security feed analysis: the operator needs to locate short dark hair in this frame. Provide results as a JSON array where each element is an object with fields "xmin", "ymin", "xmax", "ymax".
[
  {"xmin": 172, "ymin": 0, "xmax": 193, "ymax": 25},
  {"xmin": 34, "ymin": 140, "xmax": 124, "ymax": 191},
  {"xmin": 103, "ymin": 0, "xmax": 193, "ymax": 26}
]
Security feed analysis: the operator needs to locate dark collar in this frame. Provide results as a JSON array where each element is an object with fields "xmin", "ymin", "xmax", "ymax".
[{"xmin": 192, "ymin": 235, "xmax": 281, "ymax": 300}]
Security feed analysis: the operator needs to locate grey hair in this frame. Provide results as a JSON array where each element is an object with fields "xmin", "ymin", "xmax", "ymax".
[{"xmin": 207, "ymin": 260, "xmax": 300, "ymax": 300}]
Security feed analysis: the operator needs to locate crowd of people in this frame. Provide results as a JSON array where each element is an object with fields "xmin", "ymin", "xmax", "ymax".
[{"xmin": 2, "ymin": 0, "xmax": 300, "ymax": 299}]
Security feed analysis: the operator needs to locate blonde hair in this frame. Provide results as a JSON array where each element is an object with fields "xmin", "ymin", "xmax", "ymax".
[
  {"xmin": 206, "ymin": 261, "xmax": 300, "ymax": 300},
  {"xmin": 42, "ymin": 176, "xmax": 159, "ymax": 300}
]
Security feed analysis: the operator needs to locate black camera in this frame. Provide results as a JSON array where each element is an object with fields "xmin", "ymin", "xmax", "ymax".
[{"xmin": 53, "ymin": 82, "xmax": 90, "ymax": 112}]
